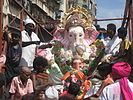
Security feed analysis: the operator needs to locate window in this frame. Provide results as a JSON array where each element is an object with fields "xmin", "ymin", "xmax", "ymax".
[{"xmin": 89, "ymin": 1, "xmax": 92, "ymax": 10}]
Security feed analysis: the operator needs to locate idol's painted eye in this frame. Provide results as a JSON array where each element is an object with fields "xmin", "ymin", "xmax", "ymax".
[
  {"xmin": 69, "ymin": 34, "xmax": 72, "ymax": 37},
  {"xmin": 79, "ymin": 34, "xmax": 82, "ymax": 37}
]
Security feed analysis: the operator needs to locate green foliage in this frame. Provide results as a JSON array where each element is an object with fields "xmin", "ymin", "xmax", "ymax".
[
  {"xmin": 82, "ymin": 40, "xmax": 105, "ymax": 76},
  {"xmin": 52, "ymin": 40, "xmax": 105, "ymax": 76},
  {"xmin": 52, "ymin": 40, "xmax": 72, "ymax": 74}
]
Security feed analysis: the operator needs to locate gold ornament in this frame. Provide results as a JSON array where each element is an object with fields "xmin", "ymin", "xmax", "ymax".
[{"xmin": 62, "ymin": 5, "xmax": 93, "ymax": 29}]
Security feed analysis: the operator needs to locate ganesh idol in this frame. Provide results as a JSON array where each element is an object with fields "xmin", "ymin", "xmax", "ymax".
[{"xmin": 36, "ymin": 6, "xmax": 101, "ymax": 99}]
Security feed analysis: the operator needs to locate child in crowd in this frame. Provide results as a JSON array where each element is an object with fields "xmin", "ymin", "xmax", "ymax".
[
  {"xmin": 5, "ymin": 30, "xmax": 22, "ymax": 84},
  {"xmin": 23, "ymin": 57, "xmax": 50, "ymax": 100},
  {"xmin": 60, "ymin": 82, "xmax": 80, "ymax": 100},
  {"xmin": 33, "ymin": 54, "xmax": 64, "ymax": 100},
  {"xmin": 33, "ymin": 56, "xmax": 51, "ymax": 91},
  {"xmin": 68, "ymin": 82, "xmax": 81, "ymax": 98},
  {"xmin": 33, "ymin": 56, "xmax": 60, "ymax": 100}
]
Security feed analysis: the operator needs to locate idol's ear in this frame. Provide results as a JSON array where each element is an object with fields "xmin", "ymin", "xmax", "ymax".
[
  {"xmin": 53, "ymin": 26, "xmax": 69, "ymax": 47},
  {"xmin": 84, "ymin": 27, "xmax": 99, "ymax": 46}
]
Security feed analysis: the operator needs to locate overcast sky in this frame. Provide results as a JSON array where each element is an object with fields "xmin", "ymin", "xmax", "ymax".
[{"xmin": 96, "ymin": 0, "xmax": 126, "ymax": 30}]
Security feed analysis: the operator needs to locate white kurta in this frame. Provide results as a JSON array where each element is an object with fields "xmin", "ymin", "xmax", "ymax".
[
  {"xmin": 19, "ymin": 30, "xmax": 40, "ymax": 67},
  {"xmin": 100, "ymin": 79, "xmax": 133, "ymax": 100},
  {"xmin": 105, "ymin": 35, "xmax": 122, "ymax": 56}
]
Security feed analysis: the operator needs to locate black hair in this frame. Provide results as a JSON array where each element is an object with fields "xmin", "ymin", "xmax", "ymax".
[
  {"xmin": 94, "ymin": 24, "xmax": 100, "ymax": 31},
  {"xmin": 97, "ymin": 62, "xmax": 113, "ymax": 78},
  {"xmin": 107, "ymin": 23, "xmax": 116, "ymax": 29},
  {"xmin": 33, "ymin": 56, "xmax": 48, "ymax": 73},
  {"xmin": 9, "ymin": 28, "xmax": 21, "ymax": 38},
  {"xmin": 59, "ymin": 94, "xmax": 76, "ymax": 100},
  {"xmin": 117, "ymin": 27, "xmax": 127, "ymax": 37},
  {"xmin": 0, "ymin": 73, "xmax": 6, "ymax": 88},
  {"xmin": 107, "ymin": 23, "xmax": 116, "ymax": 34},
  {"xmin": 68, "ymin": 83, "xmax": 80, "ymax": 97}
]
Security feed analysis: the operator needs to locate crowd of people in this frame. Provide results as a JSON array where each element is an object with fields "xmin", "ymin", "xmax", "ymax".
[{"xmin": 0, "ymin": 17, "xmax": 132, "ymax": 100}]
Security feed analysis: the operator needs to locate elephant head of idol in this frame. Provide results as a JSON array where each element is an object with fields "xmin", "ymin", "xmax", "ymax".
[{"xmin": 53, "ymin": 6, "xmax": 99, "ymax": 58}]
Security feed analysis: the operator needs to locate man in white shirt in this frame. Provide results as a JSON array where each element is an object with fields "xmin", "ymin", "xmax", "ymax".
[
  {"xmin": 103, "ymin": 24, "xmax": 122, "ymax": 62},
  {"xmin": 19, "ymin": 18, "xmax": 40, "ymax": 70},
  {"xmin": 105, "ymin": 35, "xmax": 122, "ymax": 56},
  {"xmin": 105, "ymin": 23, "xmax": 122, "ymax": 56}
]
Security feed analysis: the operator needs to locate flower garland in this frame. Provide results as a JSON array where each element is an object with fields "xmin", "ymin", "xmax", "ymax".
[
  {"xmin": 52, "ymin": 41, "xmax": 73, "ymax": 74},
  {"xmin": 52, "ymin": 39, "xmax": 105, "ymax": 76}
]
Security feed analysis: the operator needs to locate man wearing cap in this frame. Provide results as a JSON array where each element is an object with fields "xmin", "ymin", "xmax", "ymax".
[
  {"xmin": 100, "ymin": 62, "xmax": 133, "ymax": 100},
  {"xmin": 19, "ymin": 18, "xmax": 40, "ymax": 70}
]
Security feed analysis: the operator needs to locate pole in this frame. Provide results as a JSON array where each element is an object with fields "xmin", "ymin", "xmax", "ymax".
[
  {"xmin": 0, "ymin": 0, "xmax": 3, "ymax": 54},
  {"xmin": 94, "ymin": 18, "xmax": 128, "ymax": 21}
]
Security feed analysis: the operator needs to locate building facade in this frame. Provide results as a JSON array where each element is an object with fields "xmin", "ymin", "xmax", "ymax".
[
  {"xmin": 3, "ymin": 0, "xmax": 62, "ymax": 27},
  {"xmin": 2, "ymin": 0, "xmax": 96, "ymax": 28},
  {"xmin": 2, "ymin": 0, "xmax": 63, "ymax": 42}
]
